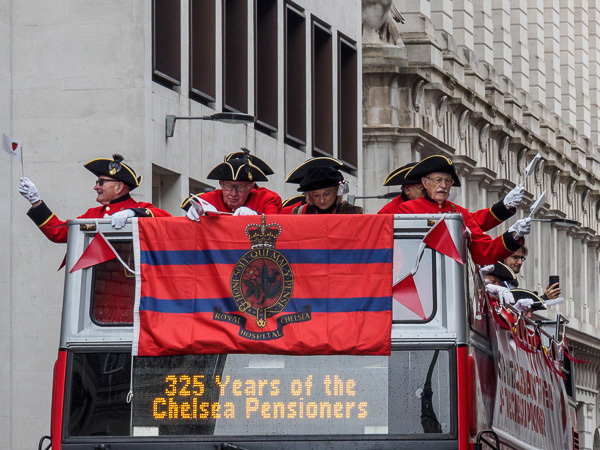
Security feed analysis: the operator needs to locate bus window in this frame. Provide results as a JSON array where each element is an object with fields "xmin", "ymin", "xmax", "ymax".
[
  {"xmin": 91, "ymin": 241, "xmax": 135, "ymax": 324},
  {"xmin": 392, "ymin": 238, "xmax": 436, "ymax": 322},
  {"xmin": 67, "ymin": 352, "xmax": 131, "ymax": 437}
]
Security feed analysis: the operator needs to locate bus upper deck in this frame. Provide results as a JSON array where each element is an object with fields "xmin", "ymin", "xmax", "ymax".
[{"xmin": 44, "ymin": 214, "xmax": 575, "ymax": 450}]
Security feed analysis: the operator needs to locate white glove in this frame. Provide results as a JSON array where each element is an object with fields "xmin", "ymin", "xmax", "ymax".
[
  {"xmin": 508, "ymin": 217, "xmax": 532, "ymax": 239},
  {"xmin": 233, "ymin": 206, "xmax": 258, "ymax": 216},
  {"xmin": 186, "ymin": 200, "xmax": 205, "ymax": 222},
  {"xmin": 503, "ymin": 184, "xmax": 525, "ymax": 209},
  {"xmin": 480, "ymin": 265, "xmax": 495, "ymax": 276},
  {"xmin": 485, "ymin": 284, "xmax": 515, "ymax": 305},
  {"xmin": 19, "ymin": 177, "xmax": 41, "ymax": 205},
  {"xmin": 109, "ymin": 209, "xmax": 135, "ymax": 229},
  {"xmin": 513, "ymin": 298, "xmax": 534, "ymax": 312}
]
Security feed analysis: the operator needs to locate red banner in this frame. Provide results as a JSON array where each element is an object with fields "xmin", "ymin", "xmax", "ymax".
[{"xmin": 133, "ymin": 215, "xmax": 393, "ymax": 356}]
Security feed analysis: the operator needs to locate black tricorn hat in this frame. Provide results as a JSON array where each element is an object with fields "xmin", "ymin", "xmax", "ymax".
[
  {"xmin": 487, "ymin": 263, "xmax": 517, "ymax": 283},
  {"xmin": 226, "ymin": 148, "xmax": 274, "ymax": 175},
  {"xmin": 383, "ymin": 162, "xmax": 420, "ymax": 186},
  {"xmin": 282, "ymin": 194, "xmax": 305, "ymax": 208},
  {"xmin": 207, "ymin": 156, "xmax": 268, "ymax": 182},
  {"xmin": 286, "ymin": 157, "xmax": 343, "ymax": 184},
  {"xmin": 298, "ymin": 166, "xmax": 344, "ymax": 192},
  {"xmin": 510, "ymin": 288, "xmax": 547, "ymax": 311},
  {"xmin": 84, "ymin": 154, "xmax": 142, "ymax": 190},
  {"xmin": 405, "ymin": 155, "xmax": 461, "ymax": 187}
]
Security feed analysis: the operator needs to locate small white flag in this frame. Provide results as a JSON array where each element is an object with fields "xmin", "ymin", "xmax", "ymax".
[
  {"xmin": 2, "ymin": 134, "xmax": 22, "ymax": 161},
  {"xmin": 529, "ymin": 190, "xmax": 547, "ymax": 218},
  {"xmin": 525, "ymin": 152, "xmax": 542, "ymax": 177}
]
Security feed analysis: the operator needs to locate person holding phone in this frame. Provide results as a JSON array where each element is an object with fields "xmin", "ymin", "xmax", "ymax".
[{"xmin": 502, "ymin": 246, "xmax": 561, "ymax": 300}]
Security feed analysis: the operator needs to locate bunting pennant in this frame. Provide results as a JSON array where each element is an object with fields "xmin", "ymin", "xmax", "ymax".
[
  {"xmin": 58, "ymin": 254, "xmax": 67, "ymax": 271},
  {"xmin": 562, "ymin": 335, "xmax": 588, "ymax": 364},
  {"xmin": 133, "ymin": 215, "xmax": 394, "ymax": 356},
  {"xmin": 70, "ymin": 232, "xmax": 118, "ymax": 272},
  {"xmin": 392, "ymin": 273, "xmax": 426, "ymax": 319},
  {"xmin": 423, "ymin": 218, "xmax": 463, "ymax": 264}
]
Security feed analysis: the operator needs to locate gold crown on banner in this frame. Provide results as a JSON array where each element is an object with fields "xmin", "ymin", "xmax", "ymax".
[{"xmin": 245, "ymin": 215, "xmax": 281, "ymax": 249}]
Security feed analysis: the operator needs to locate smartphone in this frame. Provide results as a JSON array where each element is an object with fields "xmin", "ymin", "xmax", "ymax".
[{"xmin": 549, "ymin": 275, "xmax": 559, "ymax": 287}]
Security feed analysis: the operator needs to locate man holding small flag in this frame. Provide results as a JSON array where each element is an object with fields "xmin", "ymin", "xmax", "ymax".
[
  {"xmin": 378, "ymin": 160, "xmax": 525, "ymax": 232},
  {"xmin": 19, "ymin": 154, "xmax": 170, "ymax": 243},
  {"xmin": 397, "ymin": 155, "xmax": 531, "ymax": 265}
]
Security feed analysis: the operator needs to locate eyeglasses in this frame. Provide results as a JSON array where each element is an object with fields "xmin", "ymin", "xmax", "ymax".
[
  {"xmin": 509, "ymin": 255, "xmax": 526, "ymax": 262},
  {"xmin": 424, "ymin": 176, "xmax": 454, "ymax": 186},
  {"xmin": 221, "ymin": 183, "xmax": 251, "ymax": 193},
  {"xmin": 95, "ymin": 178, "xmax": 120, "ymax": 186}
]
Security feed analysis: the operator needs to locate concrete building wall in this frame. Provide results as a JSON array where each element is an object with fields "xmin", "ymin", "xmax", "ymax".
[
  {"xmin": 4, "ymin": 1, "xmax": 361, "ymax": 448},
  {"xmin": 1, "ymin": 1, "xmax": 12, "ymax": 448}
]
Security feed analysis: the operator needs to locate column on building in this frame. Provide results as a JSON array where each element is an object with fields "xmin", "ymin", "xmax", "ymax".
[
  {"xmin": 527, "ymin": 0, "xmax": 545, "ymax": 106},
  {"xmin": 588, "ymin": 0, "xmax": 600, "ymax": 148},
  {"xmin": 492, "ymin": 0, "xmax": 512, "ymax": 80},
  {"xmin": 575, "ymin": 0, "xmax": 591, "ymax": 139},
  {"xmin": 473, "ymin": 0, "xmax": 493, "ymax": 66},
  {"xmin": 560, "ymin": 2, "xmax": 577, "ymax": 127},
  {"xmin": 510, "ymin": 0, "xmax": 529, "ymax": 94},
  {"xmin": 575, "ymin": 362, "xmax": 600, "ymax": 450},
  {"xmin": 544, "ymin": 0, "xmax": 562, "ymax": 118}
]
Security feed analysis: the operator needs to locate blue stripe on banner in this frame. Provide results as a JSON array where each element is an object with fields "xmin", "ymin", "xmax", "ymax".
[
  {"xmin": 140, "ymin": 296, "xmax": 392, "ymax": 314},
  {"xmin": 141, "ymin": 248, "xmax": 392, "ymax": 266}
]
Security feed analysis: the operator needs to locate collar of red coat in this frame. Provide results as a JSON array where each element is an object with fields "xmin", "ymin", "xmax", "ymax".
[
  {"xmin": 424, "ymin": 193, "xmax": 443, "ymax": 205},
  {"xmin": 108, "ymin": 193, "xmax": 132, "ymax": 205}
]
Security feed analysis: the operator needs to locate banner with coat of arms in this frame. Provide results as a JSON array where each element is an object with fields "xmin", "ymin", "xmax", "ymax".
[{"xmin": 132, "ymin": 214, "xmax": 393, "ymax": 356}]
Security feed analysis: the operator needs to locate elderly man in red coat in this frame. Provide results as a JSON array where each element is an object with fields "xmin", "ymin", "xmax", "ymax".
[
  {"xmin": 19, "ymin": 154, "xmax": 171, "ymax": 243},
  {"xmin": 183, "ymin": 149, "xmax": 282, "ymax": 220},
  {"xmin": 396, "ymin": 155, "xmax": 531, "ymax": 265},
  {"xmin": 378, "ymin": 161, "xmax": 524, "ymax": 232}
]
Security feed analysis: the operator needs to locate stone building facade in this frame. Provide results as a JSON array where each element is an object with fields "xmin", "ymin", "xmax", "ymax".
[{"xmin": 360, "ymin": 0, "xmax": 600, "ymax": 448}]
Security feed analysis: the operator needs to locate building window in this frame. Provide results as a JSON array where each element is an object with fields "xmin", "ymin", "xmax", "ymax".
[
  {"xmin": 255, "ymin": 0, "xmax": 279, "ymax": 134},
  {"xmin": 223, "ymin": 0, "xmax": 248, "ymax": 113},
  {"xmin": 190, "ymin": 0, "xmax": 216, "ymax": 105},
  {"xmin": 152, "ymin": 0, "xmax": 181, "ymax": 88},
  {"xmin": 285, "ymin": 2, "xmax": 306, "ymax": 148},
  {"xmin": 338, "ymin": 34, "xmax": 358, "ymax": 169},
  {"xmin": 312, "ymin": 18, "xmax": 333, "ymax": 157}
]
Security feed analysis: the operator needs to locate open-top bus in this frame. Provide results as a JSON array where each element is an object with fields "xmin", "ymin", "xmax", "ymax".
[{"xmin": 40, "ymin": 214, "xmax": 577, "ymax": 449}]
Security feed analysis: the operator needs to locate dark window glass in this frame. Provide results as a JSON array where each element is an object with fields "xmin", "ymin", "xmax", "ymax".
[
  {"xmin": 153, "ymin": 0, "xmax": 181, "ymax": 88},
  {"xmin": 190, "ymin": 0, "xmax": 216, "ymax": 104},
  {"xmin": 223, "ymin": 0, "xmax": 248, "ymax": 113},
  {"xmin": 338, "ymin": 36, "xmax": 358, "ymax": 169},
  {"xmin": 91, "ymin": 241, "xmax": 135, "ymax": 325},
  {"xmin": 255, "ymin": 0, "xmax": 279, "ymax": 133},
  {"xmin": 285, "ymin": 3, "xmax": 306, "ymax": 147},
  {"xmin": 312, "ymin": 19, "xmax": 333, "ymax": 156},
  {"xmin": 67, "ymin": 352, "xmax": 132, "ymax": 437}
]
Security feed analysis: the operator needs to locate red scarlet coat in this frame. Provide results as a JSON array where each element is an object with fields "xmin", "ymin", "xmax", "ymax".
[
  {"xmin": 199, "ymin": 187, "xmax": 282, "ymax": 214},
  {"xmin": 396, "ymin": 195, "xmax": 522, "ymax": 265},
  {"xmin": 27, "ymin": 194, "xmax": 171, "ymax": 244},
  {"xmin": 378, "ymin": 194, "xmax": 515, "ymax": 232}
]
